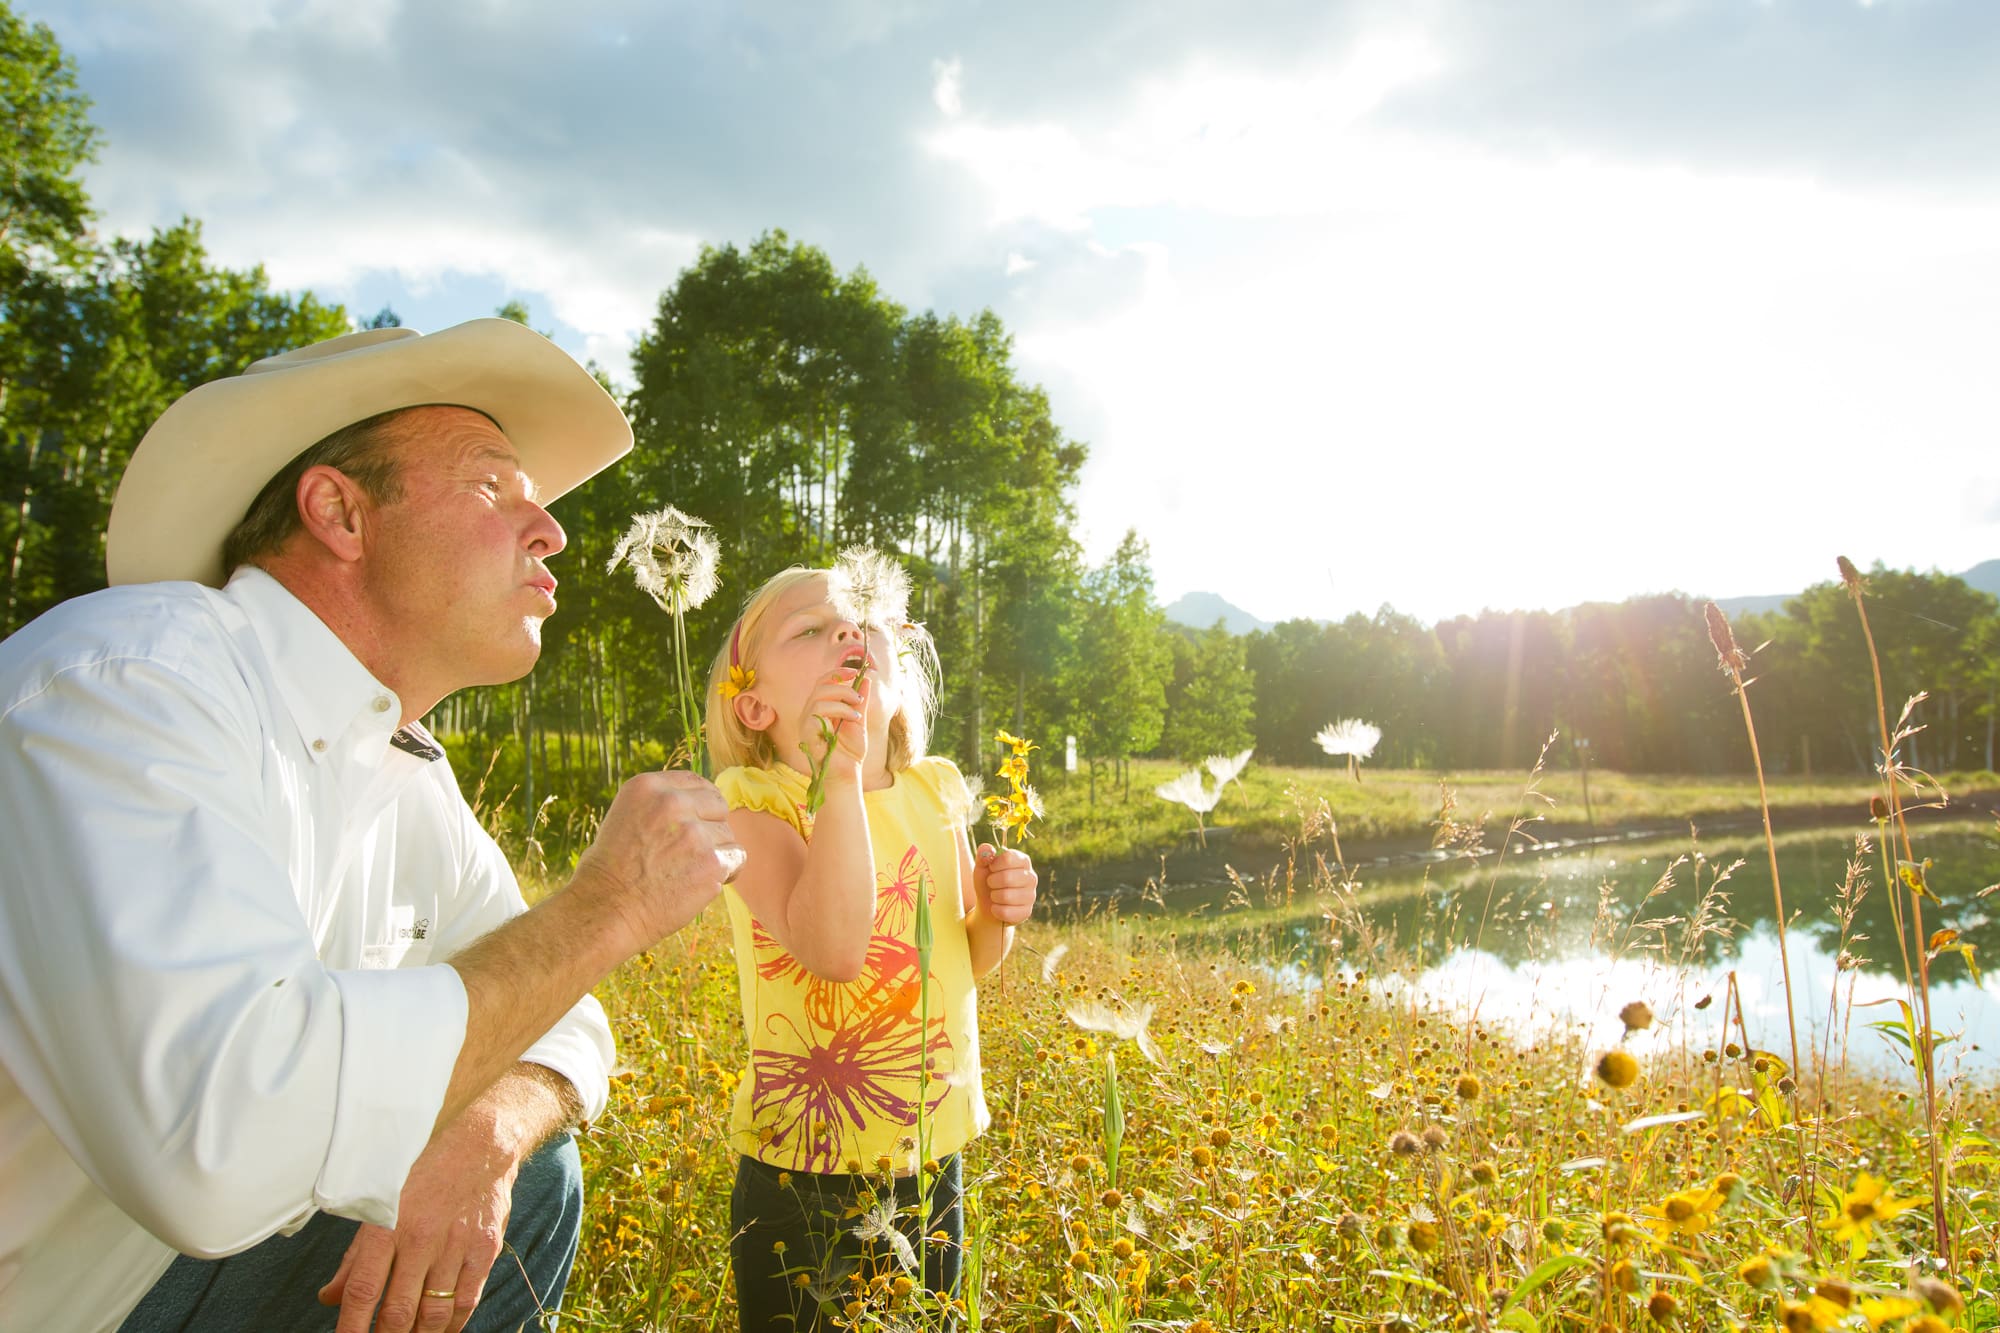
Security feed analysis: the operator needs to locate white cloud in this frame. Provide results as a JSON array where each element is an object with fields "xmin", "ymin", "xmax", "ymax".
[
  {"xmin": 931, "ymin": 56, "xmax": 962, "ymax": 118},
  {"xmin": 30, "ymin": 0, "xmax": 2000, "ymax": 618}
]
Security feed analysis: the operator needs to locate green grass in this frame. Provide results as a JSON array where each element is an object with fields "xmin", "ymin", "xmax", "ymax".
[{"xmin": 1022, "ymin": 758, "xmax": 1999, "ymax": 867}]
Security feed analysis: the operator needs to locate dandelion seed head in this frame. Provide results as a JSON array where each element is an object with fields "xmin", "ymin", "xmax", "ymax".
[
  {"xmin": 608, "ymin": 506, "xmax": 720, "ymax": 612},
  {"xmin": 1315, "ymin": 719, "xmax": 1381, "ymax": 760},
  {"xmin": 827, "ymin": 545, "xmax": 911, "ymax": 628}
]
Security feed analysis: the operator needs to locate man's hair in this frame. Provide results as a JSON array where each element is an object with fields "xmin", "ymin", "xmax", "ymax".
[{"xmin": 220, "ymin": 408, "xmax": 412, "ymax": 573}]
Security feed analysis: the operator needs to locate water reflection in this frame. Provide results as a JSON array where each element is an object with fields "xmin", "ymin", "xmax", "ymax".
[{"xmin": 1158, "ymin": 822, "xmax": 2000, "ymax": 1074}]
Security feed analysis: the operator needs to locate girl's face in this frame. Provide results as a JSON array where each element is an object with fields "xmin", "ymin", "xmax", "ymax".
[{"xmin": 737, "ymin": 574, "xmax": 903, "ymax": 772}]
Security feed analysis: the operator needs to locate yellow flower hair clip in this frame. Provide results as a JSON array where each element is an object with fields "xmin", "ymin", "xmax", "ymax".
[{"xmin": 720, "ymin": 662, "xmax": 756, "ymax": 699}]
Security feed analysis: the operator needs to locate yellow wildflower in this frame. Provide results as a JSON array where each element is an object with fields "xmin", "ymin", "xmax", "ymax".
[
  {"xmin": 1645, "ymin": 1183, "xmax": 1726, "ymax": 1240},
  {"xmin": 1823, "ymin": 1173, "xmax": 1921, "ymax": 1249},
  {"xmin": 1596, "ymin": 1050, "xmax": 1640, "ymax": 1089},
  {"xmin": 719, "ymin": 662, "xmax": 756, "ymax": 699},
  {"xmin": 1858, "ymin": 1294, "xmax": 1920, "ymax": 1329}
]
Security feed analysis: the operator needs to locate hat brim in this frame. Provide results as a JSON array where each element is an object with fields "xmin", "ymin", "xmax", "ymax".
[{"xmin": 106, "ymin": 318, "xmax": 633, "ymax": 587}]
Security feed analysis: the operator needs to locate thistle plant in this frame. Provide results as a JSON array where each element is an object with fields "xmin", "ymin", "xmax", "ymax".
[
  {"xmin": 1315, "ymin": 718, "xmax": 1381, "ymax": 782},
  {"xmin": 804, "ymin": 546, "xmax": 912, "ymax": 816},
  {"xmin": 607, "ymin": 506, "xmax": 719, "ymax": 775}
]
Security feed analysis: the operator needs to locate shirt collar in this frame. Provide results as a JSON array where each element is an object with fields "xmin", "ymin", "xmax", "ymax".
[{"xmin": 224, "ymin": 566, "xmax": 407, "ymax": 766}]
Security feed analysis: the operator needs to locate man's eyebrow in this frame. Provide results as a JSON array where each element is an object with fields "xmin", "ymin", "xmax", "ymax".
[{"xmin": 467, "ymin": 443, "xmax": 542, "ymax": 503}]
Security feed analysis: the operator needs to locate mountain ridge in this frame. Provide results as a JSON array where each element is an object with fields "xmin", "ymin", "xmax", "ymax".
[{"xmin": 1165, "ymin": 561, "xmax": 2000, "ymax": 635}]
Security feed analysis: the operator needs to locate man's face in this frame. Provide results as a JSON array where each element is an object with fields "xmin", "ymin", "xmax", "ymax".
[{"xmin": 360, "ymin": 406, "xmax": 566, "ymax": 692}]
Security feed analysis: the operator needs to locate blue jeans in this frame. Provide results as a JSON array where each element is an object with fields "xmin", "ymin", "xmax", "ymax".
[{"xmin": 118, "ymin": 1133, "xmax": 582, "ymax": 1333}]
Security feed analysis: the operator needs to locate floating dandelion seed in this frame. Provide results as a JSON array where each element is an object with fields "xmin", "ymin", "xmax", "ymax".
[
  {"xmin": 1205, "ymin": 746, "xmax": 1254, "ymax": 794},
  {"xmin": 849, "ymin": 1190, "xmax": 919, "ymax": 1274},
  {"xmin": 1065, "ymin": 999, "xmax": 1162, "ymax": 1065},
  {"xmin": 1155, "ymin": 769, "xmax": 1222, "ymax": 845},
  {"xmin": 1315, "ymin": 719, "xmax": 1381, "ymax": 782},
  {"xmin": 827, "ymin": 544, "xmax": 912, "ymax": 628}
]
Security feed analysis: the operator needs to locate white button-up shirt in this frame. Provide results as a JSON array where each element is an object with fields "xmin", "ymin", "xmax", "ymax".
[{"xmin": 0, "ymin": 568, "xmax": 615, "ymax": 1333}]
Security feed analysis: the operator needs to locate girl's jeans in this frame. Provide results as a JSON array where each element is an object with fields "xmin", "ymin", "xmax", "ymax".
[{"xmin": 730, "ymin": 1152, "xmax": 963, "ymax": 1332}]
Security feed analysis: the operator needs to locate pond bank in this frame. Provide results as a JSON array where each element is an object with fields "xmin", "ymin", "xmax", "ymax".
[{"xmin": 1040, "ymin": 786, "xmax": 2000, "ymax": 908}]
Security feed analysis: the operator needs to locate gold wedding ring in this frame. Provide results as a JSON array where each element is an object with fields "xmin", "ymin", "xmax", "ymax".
[{"xmin": 424, "ymin": 1288, "xmax": 458, "ymax": 1300}]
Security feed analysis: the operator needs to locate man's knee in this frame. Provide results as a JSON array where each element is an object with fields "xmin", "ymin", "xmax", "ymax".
[
  {"xmin": 512, "ymin": 1132, "xmax": 583, "ymax": 1243},
  {"xmin": 470, "ymin": 1132, "xmax": 583, "ymax": 1330}
]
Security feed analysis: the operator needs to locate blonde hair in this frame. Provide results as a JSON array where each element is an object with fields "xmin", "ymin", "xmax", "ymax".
[{"xmin": 705, "ymin": 565, "xmax": 940, "ymax": 775}]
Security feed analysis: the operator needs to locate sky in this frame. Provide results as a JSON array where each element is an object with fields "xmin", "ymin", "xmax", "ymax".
[{"xmin": 25, "ymin": 0, "xmax": 2000, "ymax": 625}]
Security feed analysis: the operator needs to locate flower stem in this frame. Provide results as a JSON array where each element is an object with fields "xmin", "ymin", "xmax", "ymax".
[{"xmin": 1842, "ymin": 572, "xmax": 1951, "ymax": 1267}]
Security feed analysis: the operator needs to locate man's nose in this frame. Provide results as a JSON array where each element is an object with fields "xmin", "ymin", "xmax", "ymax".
[{"xmin": 525, "ymin": 503, "xmax": 566, "ymax": 556}]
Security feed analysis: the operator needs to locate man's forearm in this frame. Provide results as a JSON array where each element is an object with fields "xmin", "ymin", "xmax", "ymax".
[
  {"xmin": 435, "ymin": 883, "xmax": 635, "ymax": 1136},
  {"xmin": 463, "ymin": 1063, "xmax": 584, "ymax": 1160}
]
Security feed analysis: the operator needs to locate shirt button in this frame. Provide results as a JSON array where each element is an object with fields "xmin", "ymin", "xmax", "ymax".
[
  {"xmin": 312, "ymin": 739, "xmax": 327, "ymax": 752},
  {"xmin": 372, "ymin": 696, "xmax": 392, "ymax": 714}
]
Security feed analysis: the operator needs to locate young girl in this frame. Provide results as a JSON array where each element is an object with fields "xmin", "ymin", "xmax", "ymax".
[{"xmin": 704, "ymin": 563, "xmax": 1037, "ymax": 1330}]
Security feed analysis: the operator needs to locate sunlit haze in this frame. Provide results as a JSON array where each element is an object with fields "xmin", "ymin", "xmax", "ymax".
[{"xmin": 30, "ymin": 0, "xmax": 2000, "ymax": 623}]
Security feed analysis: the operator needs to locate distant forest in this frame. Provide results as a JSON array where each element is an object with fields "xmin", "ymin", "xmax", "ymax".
[{"xmin": 6, "ymin": 10, "xmax": 1993, "ymax": 852}]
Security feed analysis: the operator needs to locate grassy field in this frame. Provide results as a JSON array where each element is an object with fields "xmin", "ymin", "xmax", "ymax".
[
  {"xmin": 1026, "ymin": 757, "xmax": 2000, "ymax": 868},
  {"xmin": 548, "ymin": 784, "xmax": 2000, "ymax": 1331}
]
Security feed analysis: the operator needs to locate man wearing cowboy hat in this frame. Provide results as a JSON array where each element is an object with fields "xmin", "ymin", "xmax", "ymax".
[{"xmin": 0, "ymin": 320, "xmax": 742, "ymax": 1332}]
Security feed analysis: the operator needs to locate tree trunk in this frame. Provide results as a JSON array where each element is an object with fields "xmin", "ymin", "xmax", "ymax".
[{"xmin": 3, "ymin": 434, "xmax": 41, "ymax": 634}]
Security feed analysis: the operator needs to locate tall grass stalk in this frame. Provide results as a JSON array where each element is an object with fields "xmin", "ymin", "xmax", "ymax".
[
  {"xmin": 1703, "ymin": 601, "xmax": 1814, "ymax": 1258},
  {"xmin": 1838, "ymin": 555, "xmax": 1952, "ymax": 1266}
]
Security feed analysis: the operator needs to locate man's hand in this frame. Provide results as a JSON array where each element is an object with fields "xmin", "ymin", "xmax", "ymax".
[
  {"xmin": 973, "ymin": 844, "xmax": 1038, "ymax": 925},
  {"xmin": 569, "ymin": 769, "xmax": 743, "ymax": 949},
  {"xmin": 318, "ymin": 1099, "xmax": 526, "ymax": 1333}
]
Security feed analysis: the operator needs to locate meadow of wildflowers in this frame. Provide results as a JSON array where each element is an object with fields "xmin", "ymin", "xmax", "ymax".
[
  {"xmin": 545, "ymin": 565, "xmax": 1995, "ymax": 1330},
  {"xmin": 552, "ymin": 807, "xmax": 1997, "ymax": 1331}
]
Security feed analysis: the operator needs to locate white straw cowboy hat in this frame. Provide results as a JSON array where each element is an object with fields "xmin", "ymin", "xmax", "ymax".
[{"xmin": 106, "ymin": 318, "xmax": 633, "ymax": 587}]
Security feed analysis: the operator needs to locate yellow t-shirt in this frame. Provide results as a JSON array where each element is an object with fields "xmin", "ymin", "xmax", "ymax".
[{"xmin": 715, "ymin": 758, "xmax": 990, "ymax": 1174}]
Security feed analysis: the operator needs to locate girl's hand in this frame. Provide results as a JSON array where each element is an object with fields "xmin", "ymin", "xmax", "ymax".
[
  {"xmin": 973, "ymin": 844, "xmax": 1037, "ymax": 925},
  {"xmin": 806, "ymin": 665, "xmax": 870, "ymax": 783}
]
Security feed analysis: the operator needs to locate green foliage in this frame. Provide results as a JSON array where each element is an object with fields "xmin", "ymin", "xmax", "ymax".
[
  {"xmin": 1162, "ymin": 620, "xmax": 1255, "ymax": 762},
  {"xmin": 1, "ymin": 215, "xmax": 349, "ymax": 632},
  {"xmin": 1064, "ymin": 531, "xmax": 1171, "ymax": 774}
]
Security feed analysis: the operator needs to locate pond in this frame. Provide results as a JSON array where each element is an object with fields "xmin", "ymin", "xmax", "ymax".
[{"xmin": 1085, "ymin": 819, "xmax": 2000, "ymax": 1076}]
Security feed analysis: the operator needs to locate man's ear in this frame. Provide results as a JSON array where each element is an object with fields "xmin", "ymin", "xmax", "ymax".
[
  {"xmin": 732, "ymin": 690, "xmax": 777, "ymax": 733},
  {"xmin": 295, "ymin": 465, "xmax": 371, "ymax": 563}
]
